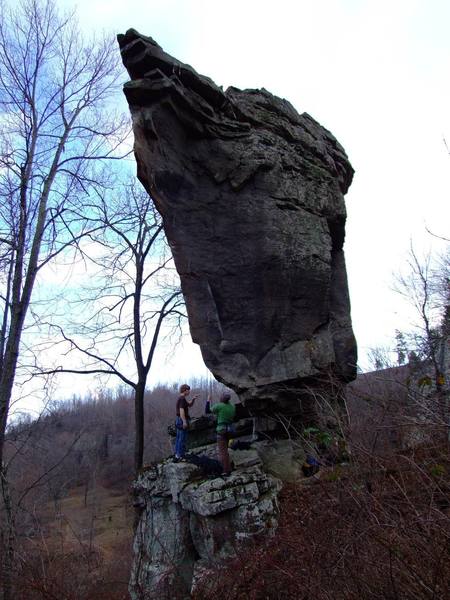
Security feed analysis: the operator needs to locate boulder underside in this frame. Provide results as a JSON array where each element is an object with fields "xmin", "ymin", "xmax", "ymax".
[{"xmin": 118, "ymin": 29, "xmax": 357, "ymax": 413}]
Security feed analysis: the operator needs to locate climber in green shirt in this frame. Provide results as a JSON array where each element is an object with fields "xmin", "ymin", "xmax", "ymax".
[{"xmin": 206, "ymin": 391, "xmax": 236, "ymax": 475}]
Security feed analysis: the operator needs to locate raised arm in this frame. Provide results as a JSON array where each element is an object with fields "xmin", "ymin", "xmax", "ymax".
[{"xmin": 187, "ymin": 394, "xmax": 198, "ymax": 408}]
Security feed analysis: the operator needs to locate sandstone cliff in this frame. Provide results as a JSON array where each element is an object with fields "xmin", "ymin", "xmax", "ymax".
[{"xmin": 118, "ymin": 29, "xmax": 357, "ymax": 413}]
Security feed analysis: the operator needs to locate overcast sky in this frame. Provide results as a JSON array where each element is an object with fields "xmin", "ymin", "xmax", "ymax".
[{"xmin": 50, "ymin": 0, "xmax": 450, "ymax": 394}]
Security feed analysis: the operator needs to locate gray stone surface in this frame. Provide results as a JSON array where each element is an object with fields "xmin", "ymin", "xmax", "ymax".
[
  {"xmin": 130, "ymin": 497, "xmax": 195, "ymax": 599},
  {"xmin": 255, "ymin": 439, "xmax": 306, "ymax": 481},
  {"xmin": 129, "ymin": 457, "xmax": 281, "ymax": 600},
  {"xmin": 118, "ymin": 30, "xmax": 357, "ymax": 414},
  {"xmin": 179, "ymin": 468, "xmax": 278, "ymax": 516}
]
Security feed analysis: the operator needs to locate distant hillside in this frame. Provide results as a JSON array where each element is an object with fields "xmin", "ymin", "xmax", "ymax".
[
  {"xmin": 3, "ymin": 368, "xmax": 447, "ymax": 599},
  {"xmin": 2, "ymin": 379, "xmax": 226, "ymax": 599}
]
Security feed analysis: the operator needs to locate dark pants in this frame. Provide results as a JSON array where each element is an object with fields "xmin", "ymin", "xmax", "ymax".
[
  {"xmin": 217, "ymin": 433, "xmax": 231, "ymax": 474},
  {"xmin": 175, "ymin": 417, "xmax": 187, "ymax": 457}
]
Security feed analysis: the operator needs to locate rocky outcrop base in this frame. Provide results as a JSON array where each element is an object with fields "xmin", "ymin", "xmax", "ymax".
[{"xmin": 130, "ymin": 443, "xmax": 283, "ymax": 600}]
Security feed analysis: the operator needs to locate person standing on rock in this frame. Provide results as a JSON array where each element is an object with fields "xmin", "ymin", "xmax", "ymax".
[
  {"xmin": 206, "ymin": 392, "xmax": 236, "ymax": 475},
  {"xmin": 174, "ymin": 384, "xmax": 198, "ymax": 462}
]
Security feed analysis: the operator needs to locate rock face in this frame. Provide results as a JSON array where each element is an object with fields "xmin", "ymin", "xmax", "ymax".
[
  {"xmin": 118, "ymin": 30, "xmax": 357, "ymax": 411},
  {"xmin": 130, "ymin": 444, "xmax": 282, "ymax": 600}
]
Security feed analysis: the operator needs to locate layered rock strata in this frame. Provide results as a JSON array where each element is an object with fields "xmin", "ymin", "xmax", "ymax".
[
  {"xmin": 130, "ymin": 443, "xmax": 282, "ymax": 600},
  {"xmin": 118, "ymin": 30, "xmax": 357, "ymax": 411}
]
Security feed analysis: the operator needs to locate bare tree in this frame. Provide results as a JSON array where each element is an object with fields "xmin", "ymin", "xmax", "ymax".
[
  {"xmin": 46, "ymin": 182, "xmax": 185, "ymax": 474},
  {"xmin": 0, "ymin": 0, "xmax": 128, "ymax": 472},
  {"xmin": 394, "ymin": 245, "xmax": 449, "ymax": 388},
  {"xmin": 367, "ymin": 345, "xmax": 396, "ymax": 371},
  {"xmin": 393, "ymin": 245, "xmax": 449, "ymax": 439},
  {"xmin": 0, "ymin": 2, "xmax": 128, "ymax": 594},
  {"xmin": 1, "ymin": 403, "xmax": 85, "ymax": 600},
  {"xmin": 366, "ymin": 330, "xmax": 409, "ymax": 372}
]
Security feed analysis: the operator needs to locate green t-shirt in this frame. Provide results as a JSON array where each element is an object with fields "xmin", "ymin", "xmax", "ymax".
[{"xmin": 211, "ymin": 402, "xmax": 236, "ymax": 433}]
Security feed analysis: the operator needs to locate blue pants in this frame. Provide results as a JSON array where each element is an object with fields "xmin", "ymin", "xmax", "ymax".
[{"xmin": 175, "ymin": 417, "xmax": 187, "ymax": 457}]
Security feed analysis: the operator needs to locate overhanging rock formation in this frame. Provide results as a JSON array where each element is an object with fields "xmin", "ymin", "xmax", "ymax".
[{"xmin": 118, "ymin": 30, "xmax": 357, "ymax": 412}]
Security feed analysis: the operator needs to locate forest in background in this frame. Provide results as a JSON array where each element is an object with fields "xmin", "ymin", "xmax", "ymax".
[
  {"xmin": 0, "ymin": 1, "xmax": 448, "ymax": 598},
  {"xmin": 2, "ymin": 377, "xmax": 225, "ymax": 599},
  {"xmin": 2, "ymin": 365, "xmax": 449, "ymax": 599}
]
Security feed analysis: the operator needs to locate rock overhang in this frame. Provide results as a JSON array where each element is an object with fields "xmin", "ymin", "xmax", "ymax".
[{"xmin": 118, "ymin": 30, "xmax": 358, "ymax": 415}]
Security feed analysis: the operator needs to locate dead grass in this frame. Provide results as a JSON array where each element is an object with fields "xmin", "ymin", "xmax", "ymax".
[
  {"xmin": 37, "ymin": 484, "xmax": 132, "ymax": 550},
  {"xmin": 11, "ymin": 485, "xmax": 134, "ymax": 600},
  {"xmin": 194, "ymin": 441, "xmax": 450, "ymax": 600}
]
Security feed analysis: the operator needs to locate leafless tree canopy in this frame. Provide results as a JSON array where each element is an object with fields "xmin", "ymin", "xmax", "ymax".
[
  {"xmin": 0, "ymin": 0, "xmax": 128, "ymax": 466},
  {"xmin": 44, "ymin": 181, "xmax": 185, "ymax": 473},
  {"xmin": 393, "ymin": 245, "xmax": 449, "ymax": 385},
  {"xmin": 0, "ymin": 2, "xmax": 128, "ymax": 596}
]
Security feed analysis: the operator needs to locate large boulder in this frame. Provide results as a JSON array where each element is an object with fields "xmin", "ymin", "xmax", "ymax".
[
  {"xmin": 131, "ymin": 456, "xmax": 281, "ymax": 600},
  {"xmin": 118, "ymin": 30, "xmax": 357, "ymax": 413}
]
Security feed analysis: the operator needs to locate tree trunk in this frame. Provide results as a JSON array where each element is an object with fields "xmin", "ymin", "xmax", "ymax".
[
  {"xmin": 1, "ymin": 468, "xmax": 15, "ymax": 600},
  {"xmin": 133, "ymin": 383, "xmax": 146, "ymax": 532},
  {"xmin": 134, "ymin": 382, "xmax": 145, "ymax": 475},
  {"xmin": 0, "ymin": 307, "xmax": 26, "ymax": 470}
]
